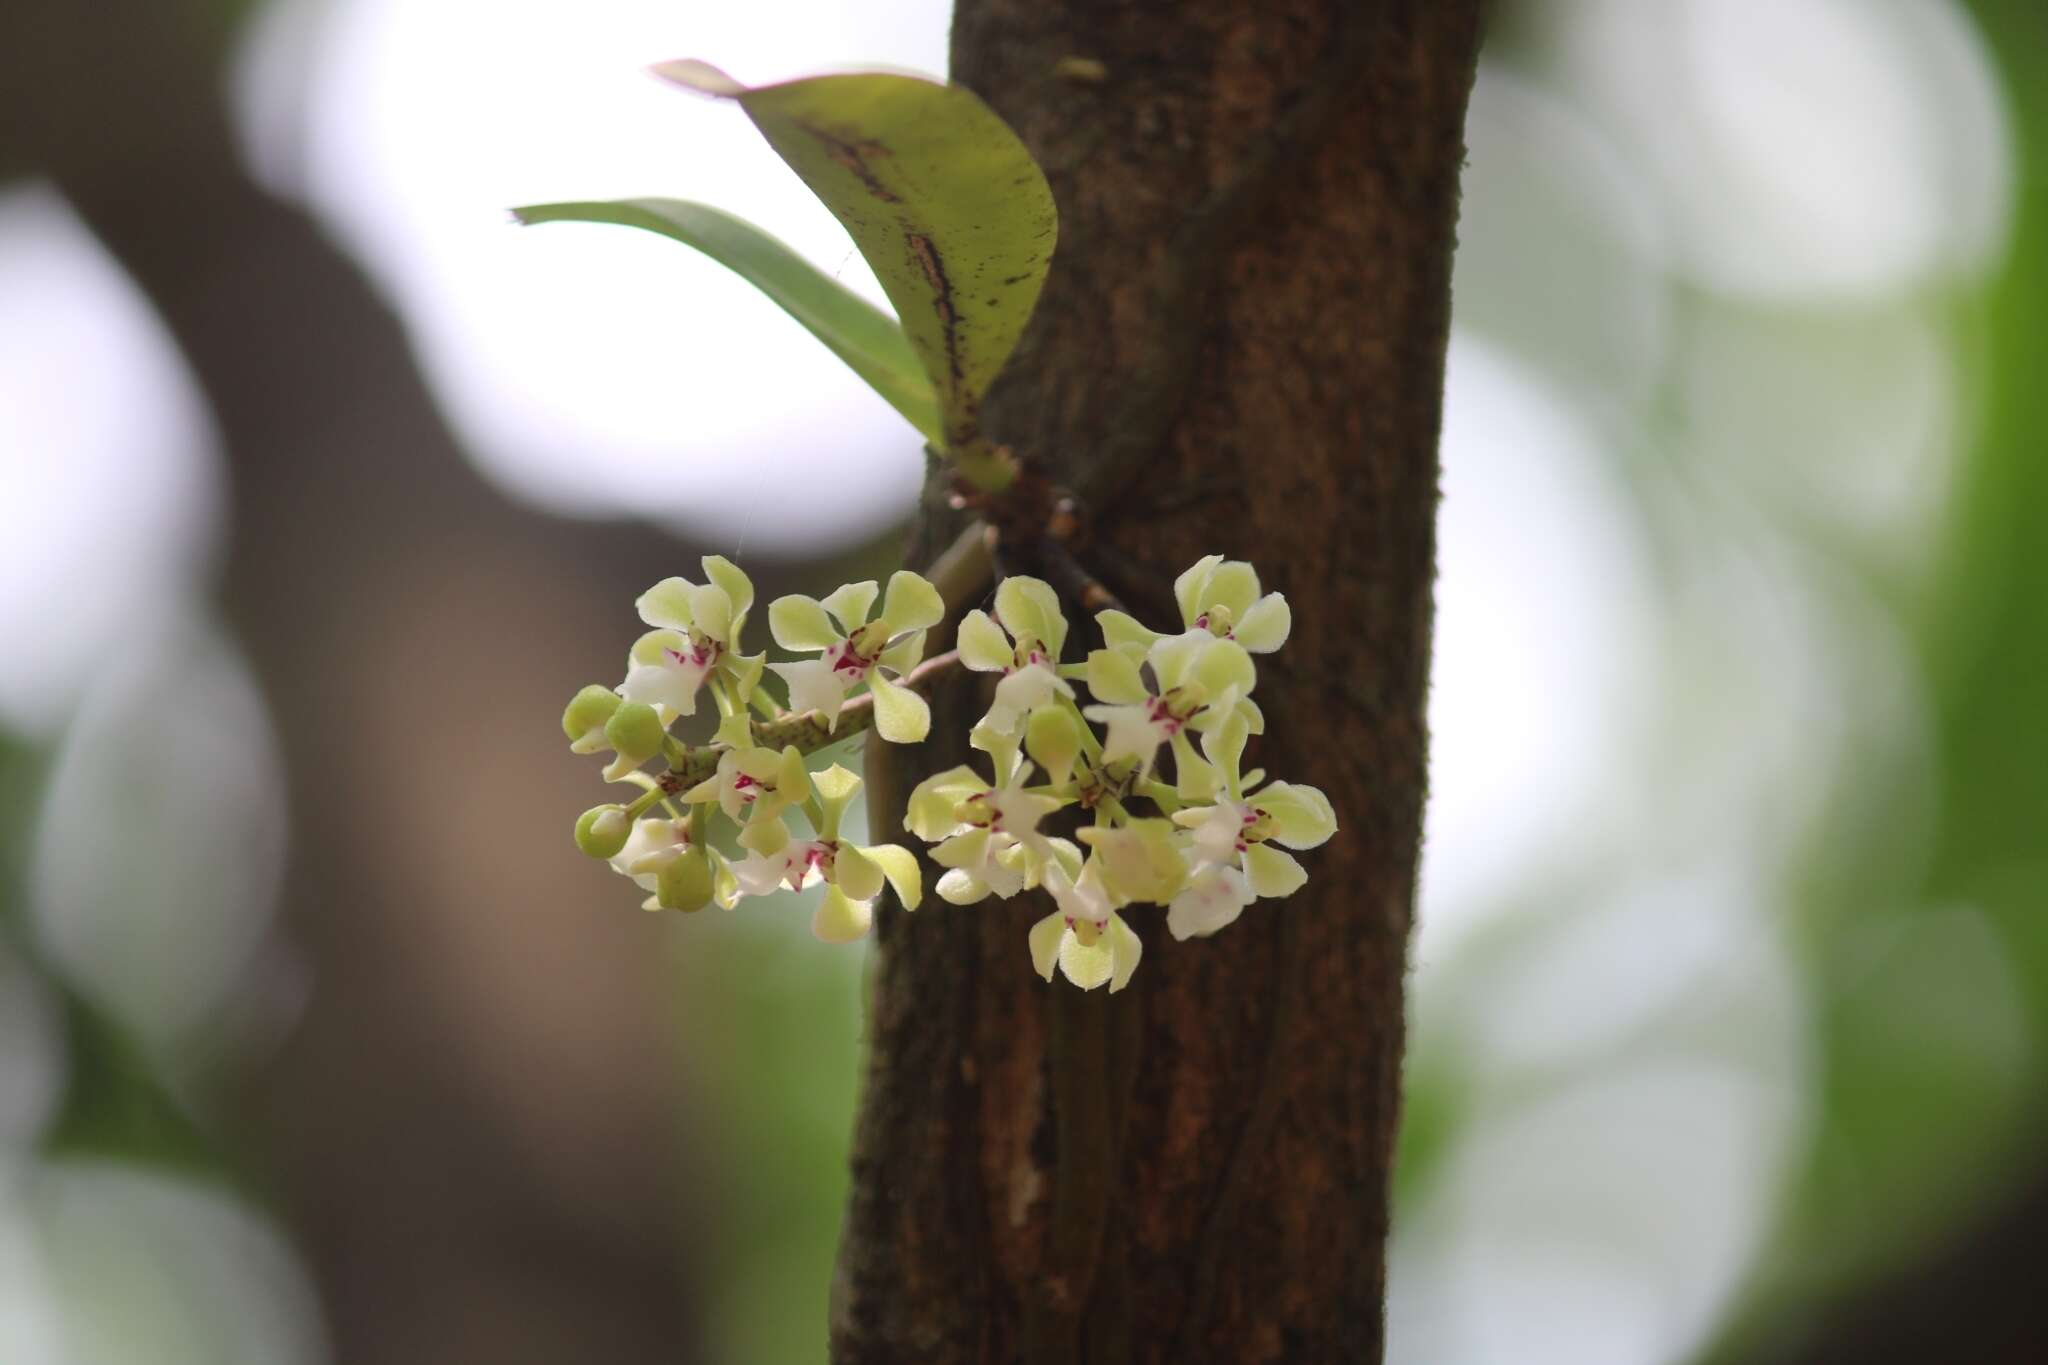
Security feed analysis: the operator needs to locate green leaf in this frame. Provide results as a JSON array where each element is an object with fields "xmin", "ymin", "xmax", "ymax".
[
  {"xmin": 655, "ymin": 60, "xmax": 1057, "ymax": 466},
  {"xmin": 513, "ymin": 197, "xmax": 943, "ymax": 444}
]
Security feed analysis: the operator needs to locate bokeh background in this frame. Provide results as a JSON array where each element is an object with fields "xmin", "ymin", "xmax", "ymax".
[{"xmin": 2, "ymin": 0, "xmax": 2044, "ymax": 1361}]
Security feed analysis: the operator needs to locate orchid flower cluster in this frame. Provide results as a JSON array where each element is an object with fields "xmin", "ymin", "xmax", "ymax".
[{"xmin": 564, "ymin": 553, "xmax": 1337, "ymax": 992}]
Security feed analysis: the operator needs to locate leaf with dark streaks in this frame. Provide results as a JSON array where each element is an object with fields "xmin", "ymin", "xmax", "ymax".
[{"xmin": 655, "ymin": 60, "xmax": 1058, "ymax": 469}]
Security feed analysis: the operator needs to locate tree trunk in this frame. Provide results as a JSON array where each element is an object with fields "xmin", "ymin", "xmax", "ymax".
[{"xmin": 832, "ymin": 3, "xmax": 1480, "ymax": 1361}]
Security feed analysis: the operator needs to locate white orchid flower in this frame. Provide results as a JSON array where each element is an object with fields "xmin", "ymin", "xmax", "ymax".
[
  {"xmin": 679, "ymin": 743, "xmax": 809, "ymax": 824},
  {"xmin": 607, "ymin": 816, "xmax": 721, "ymax": 912},
  {"xmin": 956, "ymin": 574, "xmax": 1075, "ymax": 735},
  {"xmin": 767, "ymin": 571, "xmax": 943, "ymax": 742},
  {"xmin": 905, "ymin": 741, "xmax": 1069, "ymax": 905},
  {"xmin": 619, "ymin": 556, "xmax": 761, "ymax": 718},
  {"xmin": 1090, "ymin": 557, "xmax": 1290, "ymax": 722},
  {"xmin": 727, "ymin": 764, "xmax": 921, "ymax": 941},
  {"xmin": 1027, "ymin": 856, "xmax": 1142, "ymax": 992},
  {"xmin": 1165, "ymin": 714, "xmax": 1337, "ymax": 940},
  {"xmin": 1081, "ymin": 636, "xmax": 1257, "ymax": 776}
]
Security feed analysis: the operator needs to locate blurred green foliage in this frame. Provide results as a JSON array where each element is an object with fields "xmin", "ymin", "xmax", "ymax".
[{"xmin": 1705, "ymin": 0, "xmax": 2048, "ymax": 1347}]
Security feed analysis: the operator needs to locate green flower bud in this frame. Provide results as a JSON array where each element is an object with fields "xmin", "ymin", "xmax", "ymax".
[
  {"xmin": 656, "ymin": 848, "xmax": 715, "ymax": 912},
  {"xmin": 563, "ymin": 684, "xmax": 622, "ymax": 750},
  {"xmin": 604, "ymin": 700, "xmax": 666, "ymax": 766},
  {"xmin": 574, "ymin": 804, "xmax": 632, "ymax": 859}
]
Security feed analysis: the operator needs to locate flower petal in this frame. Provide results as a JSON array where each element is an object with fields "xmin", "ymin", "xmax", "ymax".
[
  {"xmin": 994, "ymin": 575, "xmax": 1065, "ymax": 654},
  {"xmin": 1167, "ymin": 863, "xmax": 1254, "ymax": 940},
  {"xmin": 1146, "ymin": 629, "xmax": 1214, "ymax": 692},
  {"xmin": 620, "ymin": 657, "xmax": 704, "ymax": 717},
  {"xmin": 1171, "ymin": 733, "xmax": 1218, "ymax": 802},
  {"xmin": 956, "ymin": 610, "xmax": 1013, "ymax": 672},
  {"xmin": 1173, "ymin": 555, "xmax": 1226, "ymax": 628},
  {"xmin": 982, "ymin": 856, "xmax": 1027, "ymax": 899},
  {"xmin": 1086, "ymin": 703, "xmax": 1170, "ymax": 769},
  {"xmin": 1242, "ymin": 843, "xmax": 1307, "ymax": 898},
  {"xmin": 1188, "ymin": 638, "xmax": 1257, "ymax": 699},
  {"xmin": 822, "ymin": 579, "xmax": 880, "ymax": 631},
  {"xmin": 628, "ymin": 628, "xmax": 688, "ymax": 667},
  {"xmin": 938, "ymin": 867, "xmax": 991, "ymax": 904},
  {"xmin": 722, "ymin": 650, "xmax": 767, "ymax": 703},
  {"xmin": 739, "ymin": 814, "xmax": 791, "ymax": 856},
  {"xmin": 811, "ymin": 886, "xmax": 874, "ymax": 943},
  {"xmin": 689, "ymin": 583, "xmax": 734, "ymax": 642},
  {"xmin": 869, "ymin": 672, "xmax": 931, "ymax": 744},
  {"xmin": 701, "ymin": 555, "xmax": 755, "ymax": 623},
  {"xmin": 880, "ymin": 570, "xmax": 945, "ymax": 635},
  {"xmin": 1106, "ymin": 914, "xmax": 1143, "ymax": 993},
  {"xmin": 1025, "ymin": 705, "xmax": 1083, "ymax": 789},
  {"xmin": 1058, "ymin": 930, "xmax": 1114, "ymax": 990},
  {"xmin": 905, "ymin": 765, "xmax": 986, "ymax": 840},
  {"xmin": 636, "ymin": 577, "xmax": 697, "ymax": 631},
  {"xmin": 1085, "ymin": 648, "xmax": 1149, "ymax": 706},
  {"xmin": 969, "ymin": 722, "xmax": 1022, "ymax": 784},
  {"xmin": 1255, "ymin": 782, "xmax": 1338, "ymax": 848},
  {"xmin": 879, "ymin": 628, "xmax": 928, "ymax": 676},
  {"xmin": 932, "ymin": 827, "xmax": 993, "ymax": 871},
  {"xmin": 1028, "ymin": 913, "xmax": 1066, "ymax": 980},
  {"xmin": 1233, "ymin": 593, "xmax": 1291, "ymax": 653},
  {"xmin": 772, "ymin": 658, "xmax": 846, "ymax": 728},
  {"xmin": 768, "ymin": 595, "xmax": 840, "ymax": 651},
  {"xmin": 995, "ymin": 662, "xmax": 1065, "ymax": 718},
  {"xmin": 1201, "ymin": 709, "xmax": 1250, "ymax": 792},
  {"xmin": 863, "ymin": 843, "xmax": 923, "ymax": 910},
  {"xmin": 1045, "ymin": 858, "xmax": 1117, "ymax": 924},
  {"xmin": 1203, "ymin": 561, "xmax": 1262, "ymax": 619},
  {"xmin": 833, "ymin": 843, "xmax": 886, "ymax": 902},
  {"xmin": 1095, "ymin": 609, "xmax": 1161, "ymax": 660},
  {"xmin": 1078, "ymin": 819, "xmax": 1188, "ymax": 904}
]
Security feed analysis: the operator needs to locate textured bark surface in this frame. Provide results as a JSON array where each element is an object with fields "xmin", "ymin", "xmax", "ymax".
[{"xmin": 833, "ymin": 3, "xmax": 1480, "ymax": 1362}]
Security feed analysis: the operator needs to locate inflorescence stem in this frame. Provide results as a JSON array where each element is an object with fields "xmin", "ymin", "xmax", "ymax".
[{"xmin": 665, "ymin": 649, "xmax": 964, "ymax": 789}]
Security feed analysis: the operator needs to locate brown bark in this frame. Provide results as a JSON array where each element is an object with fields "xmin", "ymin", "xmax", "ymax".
[{"xmin": 833, "ymin": 3, "xmax": 1480, "ymax": 1362}]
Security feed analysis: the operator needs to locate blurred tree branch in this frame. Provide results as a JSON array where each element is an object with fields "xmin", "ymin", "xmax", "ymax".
[
  {"xmin": 1, "ymin": 2, "xmax": 727, "ymax": 1361},
  {"xmin": 1708, "ymin": 0, "xmax": 2048, "ymax": 1360}
]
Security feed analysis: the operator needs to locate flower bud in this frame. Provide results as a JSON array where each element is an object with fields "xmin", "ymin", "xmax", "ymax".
[
  {"xmin": 656, "ymin": 848, "xmax": 715, "ymax": 912},
  {"xmin": 604, "ymin": 700, "xmax": 666, "ymax": 767},
  {"xmin": 574, "ymin": 804, "xmax": 632, "ymax": 859},
  {"xmin": 563, "ymin": 684, "xmax": 622, "ymax": 751}
]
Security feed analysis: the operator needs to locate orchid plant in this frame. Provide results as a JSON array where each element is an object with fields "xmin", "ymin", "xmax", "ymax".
[
  {"xmin": 565, "ymin": 555, "xmax": 1335, "ymax": 992},
  {"xmin": 536, "ymin": 61, "xmax": 1334, "ymax": 989}
]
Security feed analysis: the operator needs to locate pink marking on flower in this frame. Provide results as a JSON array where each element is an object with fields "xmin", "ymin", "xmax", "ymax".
[
  {"xmin": 827, "ymin": 640, "xmax": 876, "ymax": 680},
  {"xmin": 665, "ymin": 637, "xmax": 722, "ymax": 670}
]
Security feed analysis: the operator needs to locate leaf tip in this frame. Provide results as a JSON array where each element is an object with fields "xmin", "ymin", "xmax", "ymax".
[{"xmin": 650, "ymin": 58, "xmax": 747, "ymax": 98}]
